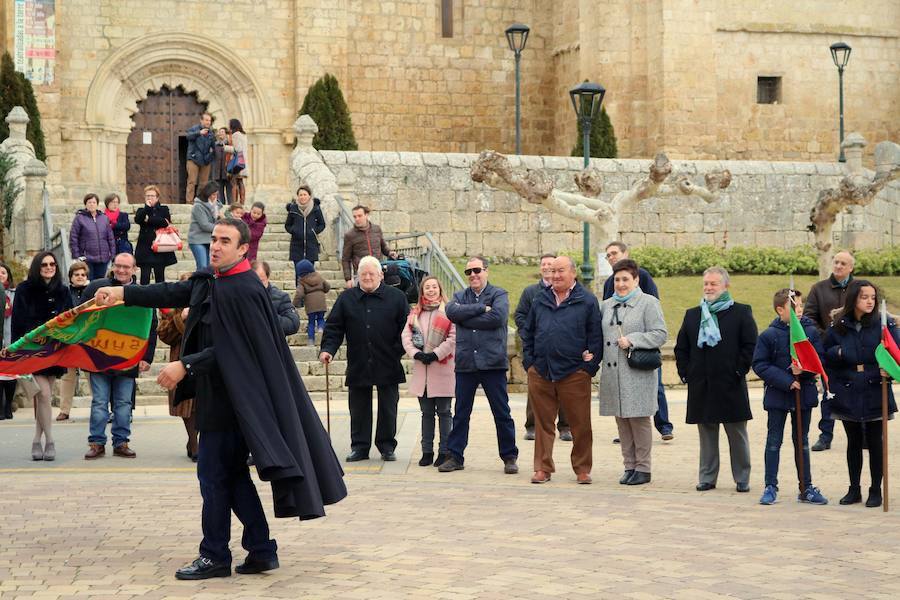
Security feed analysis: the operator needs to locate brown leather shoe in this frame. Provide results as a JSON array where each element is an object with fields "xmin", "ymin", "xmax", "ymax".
[
  {"xmin": 55, "ymin": 412, "xmax": 69, "ymax": 421},
  {"xmin": 531, "ymin": 470, "xmax": 551, "ymax": 484},
  {"xmin": 577, "ymin": 472, "xmax": 592, "ymax": 485},
  {"xmin": 113, "ymin": 444, "xmax": 136, "ymax": 458},
  {"xmin": 84, "ymin": 444, "xmax": 105, "ymax": 460}
]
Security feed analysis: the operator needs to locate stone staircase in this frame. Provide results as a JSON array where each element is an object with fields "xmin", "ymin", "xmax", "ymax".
[{"xmin": 50, "ymin": 196, "xmax": 414, "ymax": 407}]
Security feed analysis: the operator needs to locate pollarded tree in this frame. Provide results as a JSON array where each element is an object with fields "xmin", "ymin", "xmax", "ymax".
[
  {"xmin": 18, "ymin": 73, "xmax": 46, "ymax": 161},
  {"xmin": 298, "ymin": 73, "xmax": 358, "ymax": 151},
  {"xmin": 571, "ymin": 106, "xmax": 617, "ymax": 159},
  {"xmin": 0, "ymin": 52, "xmax": 25, "ymax": 141}
]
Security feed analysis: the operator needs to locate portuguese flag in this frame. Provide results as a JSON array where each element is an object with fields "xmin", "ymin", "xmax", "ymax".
[
  {"xmin": 789, "ymin": 308, "xmax": 829, "ymax": 388},
  {"xmin": 0, "ymin": 300, "xmax": 153, "ymax": 376},
  {"xmin": 876, "ymin": 325, "xmax": 900, "ymax": 381}
]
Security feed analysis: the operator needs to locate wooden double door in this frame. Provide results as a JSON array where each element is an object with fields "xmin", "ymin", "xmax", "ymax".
[{"xmin": 125, "ymin": 86, "xmax": 208, "ymax": 204}]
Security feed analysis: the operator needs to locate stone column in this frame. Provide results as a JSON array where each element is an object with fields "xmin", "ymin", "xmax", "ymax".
[
  {"xmin": 841, "ymin": 132, "xmax": 866, "ymax": 174},
  {"xmin": 22, "ymin": 158, "xmax": 49, "ymax": 256},
  {"xmin": 874, "ymin": 141, "xmax": 900, "ymax": 178}
]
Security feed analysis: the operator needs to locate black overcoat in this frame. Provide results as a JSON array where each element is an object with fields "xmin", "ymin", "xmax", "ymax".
[
  {"xmin": 674, "ymin": 302, "xmax": 758, "ymax": 424},
  {"xmin": 320, "ymin": 283, "xmax": 409, "ymax": 387},
  {"xmin": 284, "ymin": 199, "xmax": 326, "ymax": 263},
  {"xmin": 123, "ymin": 265, "xmax": 347, "ymax": 520},
  {"xmin": 11, "ymin": 279, "xmax": 74, "ymax": 377},
  {"xmin": 133, "ymin": 203, "xmax": 177, "ymax": 268}
]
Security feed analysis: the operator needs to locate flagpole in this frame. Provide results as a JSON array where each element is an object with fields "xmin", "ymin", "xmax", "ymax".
[
  {"xmin": 882, "ymin": 299, "xmax": 889, "ymax": 512},
  {"xmin": 789, "ymin": 275, "xmax": 805, "ymax": 494}
]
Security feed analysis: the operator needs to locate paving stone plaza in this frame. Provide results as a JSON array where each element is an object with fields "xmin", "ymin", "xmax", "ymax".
[{"xmin": 2, "ymin": 389, "xmax": 899, "ymax": 599}]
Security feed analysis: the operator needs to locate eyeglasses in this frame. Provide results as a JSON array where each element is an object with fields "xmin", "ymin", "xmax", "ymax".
[
  {"xmin": 113, "ymin": 264, "xmax": 133, "ymax": 269},
  {"xmin": 41, "ymin": 261, "xmax": 56, "ymax": 267},
  {"xmin": 464, "ymin": 267, "xmax": 485, "ymax": 276}
]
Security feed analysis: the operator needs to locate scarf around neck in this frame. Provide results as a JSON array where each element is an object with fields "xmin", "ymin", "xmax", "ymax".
[
  {"xmin": 698, "ymin": 291, "xmax": 734, "ymax": 348},
  {"xmin": 612, "ymin": 288, "xmax": 638, "ymax": 304},
  {"xmin": 104, "ymin": 208, "xmax": 121, "ymax": 228}
]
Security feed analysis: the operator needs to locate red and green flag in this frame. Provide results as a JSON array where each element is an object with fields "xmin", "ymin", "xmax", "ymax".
[
  {"xmin": 789, "ymin": 308, "xmax": 829, "ymax": 389},
  {"xmin": 876, "ymin": 325, "xmax": 900, "ymax": 381},
  {"xmin": 0, "ymin": 300, "xmax": 153, "ymax": 376}
]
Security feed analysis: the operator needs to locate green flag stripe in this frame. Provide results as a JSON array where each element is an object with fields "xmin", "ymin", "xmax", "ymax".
[{"xmin": 876, "ymin": 344, "xmax": 900, "ymax": 381}]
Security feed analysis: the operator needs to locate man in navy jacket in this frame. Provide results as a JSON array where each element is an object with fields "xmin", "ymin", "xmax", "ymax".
[
  {"xmin": 186, "ymin": 112, "xmax": 216, "ymax": 203},
  {"xmin": 439, "ymin": 256, "xmax": 518, "ymax": 474}
]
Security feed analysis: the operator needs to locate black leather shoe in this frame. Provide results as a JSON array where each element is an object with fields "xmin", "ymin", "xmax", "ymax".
[
  {"xmin": 811, "ymin": 437, "xmax": 831, "ymax": 452},
  {"xmin": 558, "ymin": 429, "xmax": 573, "ymax": 442},
  {"xmin": 696, "ymin": 482, "xmax": 716, "ymax": 491},
  {"xmin": 175, "ymin": 557, "xmax": 231, "ymax": 580},
  {"xmin": 345, "ymin": 451, "xmax": 369, "ymax": 462},
  {"xmin": 619, "ymin": 469, "xmax": 635, "ymax": 485},
  {"xmin": 839, "ymin": 486, "xmax": 862, "ymax": 505},
  {"xmin": 626, "ymin": 471, "xmax": 651, "ymax": 486},
  {"xmin": 865, "ymin": 487, "xmax": 882, "ymax": 508},
  {"xmin": 235, "ymin": 557, "xmax": 280, "ymax": 575},
  {"xmin": 736, "ymin": 482, "xmax": 750, "ymax": 493},
  {"xmin": 381, "ymin": 452, "xmax": 397, "ymax": 462}
]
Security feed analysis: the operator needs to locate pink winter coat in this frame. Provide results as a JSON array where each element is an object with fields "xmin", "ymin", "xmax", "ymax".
[{"xmin": 401, "ymin": 309, "xmax": 456, "ymax": 398}]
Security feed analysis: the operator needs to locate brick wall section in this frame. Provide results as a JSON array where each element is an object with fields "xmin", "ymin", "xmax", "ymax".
[{"xmin": 322, "ymin": 150, "xmax": 900, "ymax": 258}]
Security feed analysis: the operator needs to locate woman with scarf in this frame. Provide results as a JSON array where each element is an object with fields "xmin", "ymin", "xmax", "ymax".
[
  {"xmin": 11, "ymin": 252, "xmax": 74, "ymax": 459},
  {"xmin": 599, "ymin": 259, "xmax": 667, "ymax": 486},
  {"xmin": 285, "ymin": 185, "xmax": 326, "ymax": 274},
  {"xmin": 674, "ymin": 266, "xmax": 758, "ymax": 493},
  {"xmin": 103, "ymin": 193, "xmax": 132, "ymax": 255},
  {"xmin": 401, "ymin": 276, "xmax": 456, "ymax": 467},
  {"xmin": 0, "ymin": 262, "xmax": 17, "ymax": 420}
]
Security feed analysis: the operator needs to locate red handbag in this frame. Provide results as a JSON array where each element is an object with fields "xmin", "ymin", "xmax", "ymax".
[{"xmin": 152, "ymin": 221, "xmax": 183, "ymax": 252}]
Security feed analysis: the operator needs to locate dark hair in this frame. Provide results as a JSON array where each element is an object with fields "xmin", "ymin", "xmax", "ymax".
[
  {"xmin": 228, "ymin": 118, "xmax": 244, "ymax": 134},
  {"xmin": 773, "ymin": 288, "xmax": 802, "ymax": 310},
  {"xmin": 251, "ymin": 201, "xmax": 265, "ymax": 212},
  {"xmin": 296, "ymin": 184, "xmax": 312, "ymax": 197},
  {"xmin": 612, "ymin": 258, "xmax": 639, "ymax": 279},
  {"xmin": 834, "ymin": 279, "xmax": 880, "ymax": 334},
  {"xmin": 103, "ymin": 193, "xmax": 120, "ymax": 208},
  {"xmin": 0, "ymin": 261, "xmax": 15, "ymax": 288},
  {"xmin": 201, "ymin": 112, "xmax": 212, "ymax": 120},
  {"xmin": 251, "ymin": 260, "xmax": 271, "ymax": 278},
  {"xmin": 606, "ymin": 241, "xmax": 628, "ymax": 253},
  {"xmin": 198, "ymin": 180, "xmax": 220, "ymax": 202},
  {"xmin": 351, "ymin": 205, "xmax": 370, "ymax": 214},
  {"xmin": 216, "ymin": 217, "xmax": 251, "ymax": 246},
  {"xmin": 539, "ymin": 253, "xmax": 557, "ymax": 261},
  {"xmin": 467, "ymin": 255, "xmax": 489, "ymax": 269},
  {"xmin": 83, "ymin": 193, "xmax": 100, "ymax": 206},
  {"xmin": 27, "ymin": 251, "xmax": 62, "ymax": 288}
]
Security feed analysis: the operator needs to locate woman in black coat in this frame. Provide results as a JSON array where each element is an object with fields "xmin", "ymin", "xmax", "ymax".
[
  {"xmin": 134, "ymin": 185, "xmax": 177, "ymax": 284},
  {"xmin": 285, "ymin": 185, "xmax": 326, "ymax": 272},
  {"xmin": 11, "ymin": 251, "xmax": 74, "ymax": 460},
  {"xmin": 823, "ymin": 280, "xmax": 899, "ymax": 508},
  {"xmin": 103, "ymin": 192, "xmax": 133, "ymax": 255}
]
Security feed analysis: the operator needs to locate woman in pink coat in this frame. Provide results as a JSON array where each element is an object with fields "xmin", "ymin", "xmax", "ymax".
[{"xmin": 402, "ymin": 276, "xmax": 456, "ymax": 467}]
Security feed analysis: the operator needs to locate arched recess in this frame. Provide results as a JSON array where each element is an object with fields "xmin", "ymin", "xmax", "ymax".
[{"xmin": 81, "ymin": 32, "xmax": 273, "ymax": 189}]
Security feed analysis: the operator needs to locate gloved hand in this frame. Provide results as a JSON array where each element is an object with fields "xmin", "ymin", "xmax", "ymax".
[
  {"xmin": 421, "ymin": 352, "xmax": 439, "ymax": 365},
  {"xmin": 414, "ymin": 352, "xmax": 427, "ymax": 362}
]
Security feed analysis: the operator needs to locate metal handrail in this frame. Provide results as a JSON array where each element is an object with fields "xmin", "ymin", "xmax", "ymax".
[
  {"xmin": 384, "ymin": 231, "xmax": 466, "ymax": 295},
  {"xmin": 41, "ymin": 183, "xmax": 72, "ymax": 277},
  {"xmin": 332, "ymin": 194, "xmax": 354, "ymax": 261}
]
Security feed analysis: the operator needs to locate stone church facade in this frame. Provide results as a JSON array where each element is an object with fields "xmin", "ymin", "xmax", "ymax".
[{"xmin": 1, "ymin": 0, "xmax": 897, "ymax": 204}]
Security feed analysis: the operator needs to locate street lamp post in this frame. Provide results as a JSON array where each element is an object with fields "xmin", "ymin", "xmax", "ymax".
[
  {"xmin": 505, "ymin": 23, "xmax": 530, "ymax": 155},
  {"xmin": 830, "ymin": 42, "xmax": 852, "ymax": 163},
  {"xmin": 569, "ymin": 80, "xmax": 606, "ymax": 286}
]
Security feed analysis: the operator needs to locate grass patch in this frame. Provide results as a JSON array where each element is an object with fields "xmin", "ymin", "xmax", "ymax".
[{"xmin": 452, "ymin": 261, "xmax": 900, "ymax": 334}]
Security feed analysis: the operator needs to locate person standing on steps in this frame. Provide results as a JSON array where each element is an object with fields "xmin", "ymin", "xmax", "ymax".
[
  {"xmin": 514, "ymin": 253, "xmax": 572, "ymax": 442},
  {"xmin": 285, "ymin": 185, "xmax": 326, "ymax": 273},
  {"xmin": 340, "ymin": 205, "xmax": 396, "ymax": 288},
  {"xmin": 134, "ymin": 185, "xmax": 177, "ymax": 285},
  {"xmin": 185, "ymin": 112, "xmax": 215, "ymax": 204},
  {"xmin": 228, "ymin": 119, "xmax": 249, "ymax": 206},
  {"xmin": 188, "ymin": 181, "xmax": 223, "ymax": 270},
  {"xmin": 804, "ymin": 250, "xmax": 855, "ymax": 452},
  {"xmin": 69, "ymin": 193, "xmax": 115, "ymax": 281}
]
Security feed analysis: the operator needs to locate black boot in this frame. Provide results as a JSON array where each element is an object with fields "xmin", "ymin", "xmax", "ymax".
[
  {"xmin": 0, "ymin": 396, "xmax": 7, "ymax": 420},
  {"xmin": 418, "ymin": 452, "xmax": 434, "ymax": 467},
  {"xmin": 839, "ymin": 485, "xmax": 862, "ymax": 505},
  {"xmin": 865, "ymin": 486, "xmax": 883, "ymax": 508}
]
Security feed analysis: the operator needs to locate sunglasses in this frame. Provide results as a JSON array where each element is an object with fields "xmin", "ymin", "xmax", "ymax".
[
  {"xmin": 41, "ymin": 261, "xmax": 57, "ymax": 267},
  {"xmin": 464, "ymin": 267, "xmax": 485, "ymax": 276}
]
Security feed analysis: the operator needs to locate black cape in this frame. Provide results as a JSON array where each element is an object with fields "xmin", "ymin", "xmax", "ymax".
[{"xmin": 211, "ymin": 268, "xmax": 347, "ymax": 519}]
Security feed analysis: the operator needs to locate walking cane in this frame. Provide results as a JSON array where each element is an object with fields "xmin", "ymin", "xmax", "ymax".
[
  {"xmin": 883, "ymin": 374, "xmax": 889, "ymax": 512},
  {"xmin": 795, "ymin": 378, "xmax": 805, "ymax": 495},
  {"xmin": 325, "ymin": 359, "xmax": 332, "ymax": 437}
]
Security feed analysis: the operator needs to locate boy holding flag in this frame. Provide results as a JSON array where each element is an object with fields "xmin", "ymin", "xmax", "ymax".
[{"xmin": 752, "ymin": 288, "xmax": 829, "ymax": 505}]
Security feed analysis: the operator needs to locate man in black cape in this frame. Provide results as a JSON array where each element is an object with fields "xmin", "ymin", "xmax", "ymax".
[{"xmin": 94, "ymin": 218, "xmax": 346, "ymax": 580}]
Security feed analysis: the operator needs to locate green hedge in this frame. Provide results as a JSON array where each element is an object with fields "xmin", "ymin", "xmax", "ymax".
[{"xmin": 622, "ymin": 246, "xmax": 900, "ymax": 277}]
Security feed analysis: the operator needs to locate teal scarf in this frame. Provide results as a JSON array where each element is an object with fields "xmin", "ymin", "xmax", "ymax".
[
  {"xmin": 698, "ymin": 291, "xmax": 734, "ymax": 348},
  {"xmin": 612, "ymin": 288, "xmax": 639, "ymax": 304}
]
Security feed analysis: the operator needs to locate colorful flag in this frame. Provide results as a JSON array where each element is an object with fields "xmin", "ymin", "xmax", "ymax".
[
  {"xmin": 789, "ymin": 307, "xmax": 829, "ymax": 388},
  {"xmin": 876, "ymin": 325, "xmax": 900, "ymax": 381},
  {"xmin": 0, "ymin": 301, "xmax": 153, "ymax": 376}
]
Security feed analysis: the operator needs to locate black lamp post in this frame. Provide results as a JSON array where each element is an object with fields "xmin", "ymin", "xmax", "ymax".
[
  {"xmin": 569, "ymin": 80, "xmax": 606, "ymax": 286},
  {"xmin": 829, "ymin": 42, "xmax": 852, "ymax": 163},
  {"xmin": 505, "ymin": 23, "xmax": 530, "ymax": 155}
]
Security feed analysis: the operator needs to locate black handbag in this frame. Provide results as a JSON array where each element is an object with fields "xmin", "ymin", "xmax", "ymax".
[{"xmin": 627, "ymin": 347, "xmax": 662, "ymax": 370}]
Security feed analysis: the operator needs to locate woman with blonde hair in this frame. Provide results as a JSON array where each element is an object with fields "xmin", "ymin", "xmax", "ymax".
[{"xmin": 401, "ymin": 275, "xmax": 456, "ymax": 467}]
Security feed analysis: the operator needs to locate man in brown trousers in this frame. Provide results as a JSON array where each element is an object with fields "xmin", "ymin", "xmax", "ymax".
[{"xmin": 520, "ymin": 257, "xmax": 603, "ymax": 484}]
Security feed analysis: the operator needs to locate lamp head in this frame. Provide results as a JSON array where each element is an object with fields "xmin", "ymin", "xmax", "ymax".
[
  {"xmin": 830, "ymin": 42, "xmax": 851, "ymax": 69},
  {"xmin": 505, "ymin": 23, "xmax": 530, "ymax": 53},
  {"xmin": 569, "ymin": 80, "xmax": 606, "ymax": 120}
]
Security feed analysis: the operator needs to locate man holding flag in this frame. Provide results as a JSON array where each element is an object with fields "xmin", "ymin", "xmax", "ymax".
[{"xmin": 752, "ymin": 289, "xmax": 828, "ymax": 505}]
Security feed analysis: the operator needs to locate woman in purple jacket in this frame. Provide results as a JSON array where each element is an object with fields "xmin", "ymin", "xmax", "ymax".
[{"xmin": 69, "ymin": 193, "xmax": 115, "ymax": 280}]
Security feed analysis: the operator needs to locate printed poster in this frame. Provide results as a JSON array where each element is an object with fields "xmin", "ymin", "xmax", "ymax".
[{"xmin": 14, "ymin": 0, "xmax": 56, "ymax": 85}]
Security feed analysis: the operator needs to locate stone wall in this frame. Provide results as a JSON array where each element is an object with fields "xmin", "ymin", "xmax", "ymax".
[{"xmin": 322, "ymin": 150, "xmax": 900, "ymax": 258}]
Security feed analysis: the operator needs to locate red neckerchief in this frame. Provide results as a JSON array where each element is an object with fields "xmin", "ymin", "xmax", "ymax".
[{"xmin": 214, "ymin": 258, "xmax": 251, "ymax": 278}]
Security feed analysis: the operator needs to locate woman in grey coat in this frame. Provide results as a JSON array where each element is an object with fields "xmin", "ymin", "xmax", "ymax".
[
  {"xmin": 187, "ymin": 181, "xmax": 222, "ymax": 270},
  {"xmin": 599, "ymin": 259, "xmax": 667, "ymax": 486}
]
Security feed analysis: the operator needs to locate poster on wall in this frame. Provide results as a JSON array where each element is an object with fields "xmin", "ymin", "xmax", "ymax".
[{"xmin": 14, "ymin": 0, "xmax": 56, "ymax": 85}]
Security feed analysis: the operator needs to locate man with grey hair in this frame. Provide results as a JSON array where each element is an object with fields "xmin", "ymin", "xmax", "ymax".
[
  {"xmin": 320, "ymin": 255, "xmax": 409, "ymax": 462},
  {"xmin": 674, "ymin": 266, "xmax": 758, "ymax": 492},
  {"xmin": 803, "ymin": 250, "xmax": 855, "ymax": 451}
]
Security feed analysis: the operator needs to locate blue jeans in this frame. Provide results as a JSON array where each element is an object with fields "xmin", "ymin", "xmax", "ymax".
[
  {"xmin": 88, "ymin": 373, "xmax": 134, "ymax": 447},
  {"xmin": 190, "ymin": 243, "xmax": 210, "ymax": 270},
  {"xmin": 764, "ymin": 408, "xmax": 812, "ymax": 489},
  {"xmin": 198, "ymin": 429, "xmax": 278, "ymax": 565},
  {"xmin": 817, "ymin": 388, "xmax": 834, "ymax": 442},
  {"xmin": 307, "ymin": 311, "xmax": 325, "ymax": 341},
  {"xmin": 447, "ymin": 370, "xmax": 518, "ymax": 464},
  {"xmin": 653, "ymin": 369, "xmax": 673, "ymax": 434},
  {"xmin": 87, "ymin": 261, "xmax": 108, "ymax": 281}
]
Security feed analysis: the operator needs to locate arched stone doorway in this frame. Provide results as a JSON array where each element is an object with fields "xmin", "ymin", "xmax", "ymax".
[{"xmin": 125, "ymin": 86, "xmax": 208, "ymax": 205}]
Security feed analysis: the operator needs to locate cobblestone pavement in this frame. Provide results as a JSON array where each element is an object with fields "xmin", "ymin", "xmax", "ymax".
[{"xmin": 1, "ymin": 389, "xmax": 899, "ymax": 599}]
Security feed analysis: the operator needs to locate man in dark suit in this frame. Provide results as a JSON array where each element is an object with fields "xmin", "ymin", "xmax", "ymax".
[{"xmin": 674, "ymin": 266, "xmax": 758, "ymax": 493}]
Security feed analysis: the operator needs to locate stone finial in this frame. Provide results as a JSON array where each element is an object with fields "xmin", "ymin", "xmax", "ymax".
[
  {"xmin": 6, "ymin": 106, "xmax": 29, "ymax": 141},
  {"xmin": 293, "ymin": 114, "xmax": 319, "ymax": 149},
  {"xmin": 873, "ymin": 141, "xmax": 900, "ymax": 178},
  {"xmin": 841, "ymin": 132, "xmax": 866, "ymax": 174},
  {"xmin": 24, "ymin": 158, "xmax": 48, "ymax": 178}
]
